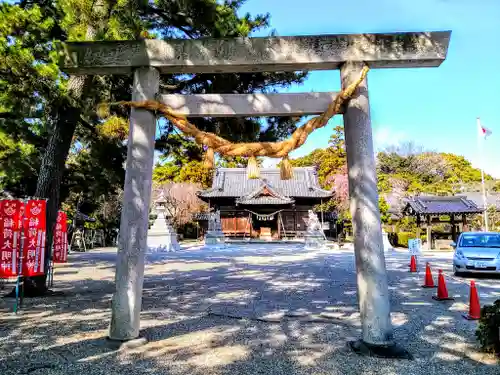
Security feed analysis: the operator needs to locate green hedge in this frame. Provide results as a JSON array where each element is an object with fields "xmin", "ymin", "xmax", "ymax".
[
  {"xmin": 476, "ymin": 299, "xmax": 500, "ymax": 356},
  {"xmin": 396, "ymin": 232, "xmax": 427, "ymax": 248},
  {"xmin": 397, "ymin": 232, "xmax": 412, "ymax": 248}
]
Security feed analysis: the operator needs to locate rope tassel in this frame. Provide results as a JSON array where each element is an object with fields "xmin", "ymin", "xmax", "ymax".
[
  {"xmin": 280, "ymin": 156, "xmax": 293, "ymax": 180},
  {"xmin": 101, "ymin": 66, "xmax": 369, "ymax": 180},
  {"xmin": 247, "ymin": 156, "xmax": 260, "ymax": 179},
  {"xmin": 203, "ymin": 147, "xmax": 215, "ymax": 169}
]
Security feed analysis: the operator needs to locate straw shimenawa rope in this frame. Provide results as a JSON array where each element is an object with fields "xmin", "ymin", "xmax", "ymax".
[{"xmin": 98, "ymin": 65, "xmax": 369, "ymax": 180}]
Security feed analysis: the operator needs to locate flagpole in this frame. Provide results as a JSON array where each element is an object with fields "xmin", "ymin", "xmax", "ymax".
[{"xmin": 477, "ymin": 117, "xmax": 489, "ymax": 231}]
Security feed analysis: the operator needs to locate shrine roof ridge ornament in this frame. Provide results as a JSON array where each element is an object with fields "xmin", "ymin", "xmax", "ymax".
[{"xmin": 59, "ymin": 31, "xmax": 451, "ymax": 75}]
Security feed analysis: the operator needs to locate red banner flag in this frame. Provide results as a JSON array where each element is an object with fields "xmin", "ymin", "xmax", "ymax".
[
  {"xmin": 22, "ymin": 200, "xmax": 46, "ymax": 277},
  {"xmin": 53, "ymin": 211, "xmax": 68, "ymax": 263},
  {"xmin": 0, "ymin": 200, "xmax": 22, "ymax": 278}
]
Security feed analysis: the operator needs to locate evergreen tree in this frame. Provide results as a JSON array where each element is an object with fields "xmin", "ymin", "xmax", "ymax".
[{"xmin": 1, "ymin": 0, "xmax": 307, "ymax": 294}]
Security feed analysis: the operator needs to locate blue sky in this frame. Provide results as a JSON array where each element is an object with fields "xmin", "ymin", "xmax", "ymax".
[{"xmin": 234, "ymin": 0, "xmax": 500, "ymax": 176}]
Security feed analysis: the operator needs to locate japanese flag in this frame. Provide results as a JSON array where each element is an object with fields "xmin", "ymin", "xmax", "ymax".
[{"xmin": 478, "ymin": 122, "xmax": 492, "ymax": 139}]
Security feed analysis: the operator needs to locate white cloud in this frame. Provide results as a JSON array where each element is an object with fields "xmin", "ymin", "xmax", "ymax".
[{"xmin": 373, "ymin": 126, "xmax": 408, "ymax": 151}]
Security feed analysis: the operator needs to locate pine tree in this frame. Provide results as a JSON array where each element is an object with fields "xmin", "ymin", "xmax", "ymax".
[{"xmin": 1, "ymin": 0, "xmax": 307, "ymax": 295}]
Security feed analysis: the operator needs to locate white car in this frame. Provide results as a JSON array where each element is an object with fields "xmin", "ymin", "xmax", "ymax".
[{"xmin": 452, "ymin": 232, "xmax": 500, "ymax": 276}]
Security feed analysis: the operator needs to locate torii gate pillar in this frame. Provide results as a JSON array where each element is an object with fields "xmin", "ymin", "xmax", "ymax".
[
  {"xmin": 60, "ymin": 31, "xmax": 450, "ymax": 357},
  {"xmin": 341, "ymin": 62, "xmax": 405, "ymax": 357},
  {"xmin": 108, "ymin": 67, "xmax": 159, "ymax": 341}
]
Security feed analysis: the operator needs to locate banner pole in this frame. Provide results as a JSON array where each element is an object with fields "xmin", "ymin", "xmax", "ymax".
[
  {"xmin": 50, "ymin": 210, "xmax": 58, "ymax": 288},
  {"xmin": 14, "ymin": 198, "xmax": 27, "ymax": 314},
  {"xmin": 43, "ymin": 198, "xmax": 49, "ymax": 290},
  {"xmin": 47, "ymin": 256, "xmax": 52, "ymax": 288},
  {"xmin": 13, "ymin": 201, "xmax": 19, "ymax": 314},
  {"xmin": 49, "ymin": 212, "xmax": 55, "ymax": 288},
  {"xmin": 50, "ymin": 258, "xmax": 54, "ymax": 288},
  {"xmin": 48, "ymin": 221, "xmax": 53, "ymax": 288},
  {"xmin": 20, "ymin": 198, "xmax": 28, "ymax": 308}
]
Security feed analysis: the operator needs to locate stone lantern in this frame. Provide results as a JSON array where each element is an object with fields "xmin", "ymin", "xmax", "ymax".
[
  {"xmin": 204, "ymin": 209, "xmax": 225, "ymax": 247},
  {"xmin": 147, "ymin": 190, "xmax": 180, "ymax": 252},
  {"xmin": 304, "ymin": 210, "xmax": 327, "ymax": 250}
]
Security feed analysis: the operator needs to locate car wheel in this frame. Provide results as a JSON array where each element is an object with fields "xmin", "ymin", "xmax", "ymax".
[{"xmin": 453, "ymin": 266, "xmax": 463, "ymax": 277}]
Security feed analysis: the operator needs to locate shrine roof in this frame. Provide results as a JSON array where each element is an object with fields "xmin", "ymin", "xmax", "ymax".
[
  {"xmin": 198, "ymin": 167, "xmax": 333, "ymax": 201},
  {"xmin": 236, "ymin": 195, "xmax": 295, "ymax": 205},
  {"xmin": 235, "ymin": 180, "xmax": 295, "ymax": 205},
  {"xmin": 403, "ymin": 196, "xmax": 483, "ymax": 216},
  {"xmin": 236, "ymin": 196, "xmax": 294, "ymax": 205}
]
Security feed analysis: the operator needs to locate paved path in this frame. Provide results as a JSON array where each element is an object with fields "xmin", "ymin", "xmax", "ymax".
[{"xmin": 0, "ymin": 244, "xmax": 498, "ymax": 375}]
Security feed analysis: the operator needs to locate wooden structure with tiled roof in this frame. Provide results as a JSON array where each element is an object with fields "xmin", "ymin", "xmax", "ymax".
[
  {"xmin": 402, "ymin": 195, "xmax": 484, "ymax": 246},
  {"xmin": 196, "ymin": 167, "xmax": 333, "ymax": 239}
]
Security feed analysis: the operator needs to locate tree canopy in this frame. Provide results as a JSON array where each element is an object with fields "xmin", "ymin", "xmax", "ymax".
[
  {"xmin": 376, "ymin": 144, "xmax": 494, "ymax": 195},
  {"xmin": 0, "ymin": 0, "xmax": 309, "ymax": 293},
  {"xmin": 1, "ymin": 0, "xmax": 307, "ymax": 193},
  {"xmin": 287, "ymin": 128, "xmax": 498, "ymax": 222}
]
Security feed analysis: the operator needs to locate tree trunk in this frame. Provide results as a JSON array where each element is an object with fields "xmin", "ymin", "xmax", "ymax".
[
  {"xmin": 8, "ymin": 2, "xmax": 107, "ymax": 297},
  {"xmin": 21, "ymin": 75, "xmax": 92, "ymax": 296}
]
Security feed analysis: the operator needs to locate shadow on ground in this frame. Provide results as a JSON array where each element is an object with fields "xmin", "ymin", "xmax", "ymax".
[{"xmin": 0, "ymin": 245, "xmax": 497, "ymax": 375}]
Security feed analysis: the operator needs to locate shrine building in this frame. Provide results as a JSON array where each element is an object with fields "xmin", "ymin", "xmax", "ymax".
[{"xmin": 196, "ymin": 167, "xmax": 334, "ymax": 240}]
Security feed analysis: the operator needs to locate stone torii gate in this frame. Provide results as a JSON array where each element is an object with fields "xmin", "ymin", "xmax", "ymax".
[{"xmin": 60, "ymin": 31, "xmax": 451, "ymax": 357}]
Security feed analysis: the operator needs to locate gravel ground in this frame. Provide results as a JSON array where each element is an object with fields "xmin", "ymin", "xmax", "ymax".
[{"xmin": 0, "ymin": 243, "xmax": 498, "ymax": 375}]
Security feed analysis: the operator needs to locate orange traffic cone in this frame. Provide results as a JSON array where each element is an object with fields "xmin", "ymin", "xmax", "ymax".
[
  {"xmin": 421, "ymin": 262, "xmax": 437, "ymax": 288},
  {"xmin": 409, "ymin": 255, "xmax": 417, "ymax": 273},
  {"xmin": 432, "ymin": 269, "xmax": 454, "ymax": 301},
  {"xmin": 463, "ymin": 280, "xmax": 481, "ymax": 320}
]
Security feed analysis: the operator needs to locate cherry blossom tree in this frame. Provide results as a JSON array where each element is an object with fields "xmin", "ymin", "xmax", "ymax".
[
  {"xmin": 153, "ymin": 183, "xmax": 206, "ymax": 228},
  {"xmin": 327, "ymin": 164, "xmax": 349, "ymax": 214}
]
